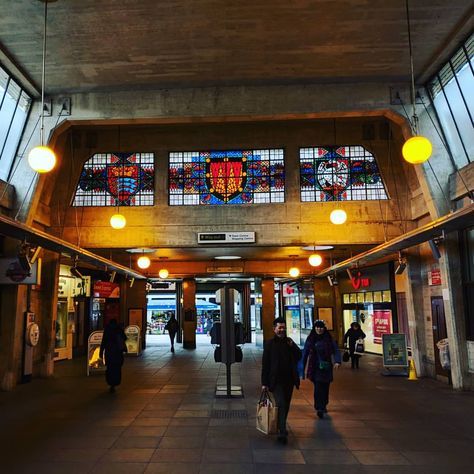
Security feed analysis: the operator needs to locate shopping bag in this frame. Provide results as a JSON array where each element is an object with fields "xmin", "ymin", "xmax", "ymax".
[
  {"xmin": 354, "ymin": 338, "xmax": 365, "ymax": 355},
  {"xmin": 342, "ymin": 349, "xmax": 350, "ymax": 362},
  {"xmin": 256, "ymin": 389, "xmax": 278, "ymax": 435}
]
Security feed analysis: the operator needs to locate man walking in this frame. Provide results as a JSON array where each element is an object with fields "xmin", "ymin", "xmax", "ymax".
[
  {"xmin": 164, "ymin": 315, "xmax": 179, "ymax": 353},
  {"xmin": 261, "ymin": 317, "xmax": 302, "ymax": 444}
]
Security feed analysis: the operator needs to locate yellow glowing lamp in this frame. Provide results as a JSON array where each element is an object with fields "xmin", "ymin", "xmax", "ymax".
[
  {"xmin": 308, "ymin": 253, "xmax": 322, "ymax": 267},
  {"xmin": 137, "ymin": 256, "xmax": 151, "ymax": 269},
  {"xmin": 289, "ymin": 266, "xmax": 300, "ymax": 278},
  {"xmin": 110, "ymin": 213, "xmax": 126, "ymax": 229},
  {"xmin": 158, "ymin": 268, "xmax": 169, "ymax": 279},
  {"xmin": 28, "ymin": 145, "xmax": 56, "ymax": 173},
  {"xmin": 402, "ymin": 136, "xmax": 432, "ymax": 164},
  {"xmin": 330, "ymin": 209, "xmax": 347, "ymax": 225}
]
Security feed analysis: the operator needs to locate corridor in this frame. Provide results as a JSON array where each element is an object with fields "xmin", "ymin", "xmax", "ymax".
[{"xmin": 0, "ymin": 340, "xmax": 473, "ymax": 473}]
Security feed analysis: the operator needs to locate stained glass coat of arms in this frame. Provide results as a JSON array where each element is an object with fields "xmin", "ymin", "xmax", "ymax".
[
  {"xmin": 73, "ymin": 153, "xmax": 154, "ymax": 206},
  {"xmin": 169, "ymin": 149, "xmax": 285, "ymax": 205},
  {"xmin": 300, "ymin": 146, "xmax": 388, "ymax": 202}
]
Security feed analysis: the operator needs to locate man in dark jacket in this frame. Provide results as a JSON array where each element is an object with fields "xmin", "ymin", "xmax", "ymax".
[{"xmin": 261, "ymin": 317, "xmax": 302, "ymax": 444}]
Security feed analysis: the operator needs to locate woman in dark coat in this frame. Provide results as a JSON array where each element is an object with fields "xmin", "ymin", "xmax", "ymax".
[
  {"xmin": 99, "ymin": 319, "xmax": 127, "ymax": 392},
  {"xmin": 344, "ymin": 321, "xmax": 366, "ymax": 369},
  {"xmin": 302, "ymin": 320, "xmax": 341, "ymax": 419},
  {"xmin": 164, "ymin": 315, "xmax": 179, "ymax": 353}
]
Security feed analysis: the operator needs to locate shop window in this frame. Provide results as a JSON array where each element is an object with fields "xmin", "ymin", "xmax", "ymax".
[
  {"xmin": 169, "ymin": 149, "xmax": 285, "ymax": 205},
  {"xmin": 461, "ymin": 226, "xmax": 474, "ymax": 340},
  {"xmin": 300, "ymin": 145, "xmax": 388, "ymax": 202},
  {"xmin": 72, "ymin": 152, "xmax": 154, "ymax": 206}
]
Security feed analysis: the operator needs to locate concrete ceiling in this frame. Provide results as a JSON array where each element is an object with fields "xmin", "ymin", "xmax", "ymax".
[{"xmin": 0, "ymin": 0, "xmax": 472, "ymax": 96}]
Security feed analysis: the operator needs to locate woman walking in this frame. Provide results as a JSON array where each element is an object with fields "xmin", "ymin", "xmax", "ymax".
[
  {"xmin": 344, "ymin": 321, "xmax": 366, "ymax": 369},
  {"xmin": 99, "ymin": 319, "xmax": 127, "ymax": 393},
  {"xmin": 302, "ymin": 320, "xmax": 341, "ymax": 419}
]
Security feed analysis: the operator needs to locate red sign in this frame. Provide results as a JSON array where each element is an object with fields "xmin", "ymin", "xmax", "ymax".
[
  {"xmin": 350, "ymin": 271, "xmax": 370, "ymax": 290},
  {"xmin": 373, "ymin": 310, "xmax": 392, "ymax": 344},
  {"xmin": 93, "ymin": 281, "xmax": 120, "ymax": 298},
  {"xmin": 428, "ymin": 269, "xmax": 441, "ymax": 286}
]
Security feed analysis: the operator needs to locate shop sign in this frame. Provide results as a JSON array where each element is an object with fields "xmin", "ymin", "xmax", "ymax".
[
  {"xmin": 93, "ymin": 281, "xmax": 120, "ymax": 298},
  {"xmin": 350, "ymin": 271, "xmax": 370, "ymax": 290},
  {"xmin": 428, "ymin": 269, "xmax": 442, "ymax": 286},
  {"xmin": 373, "ymin": 309, "xmax": 392, "ymax": 344}
]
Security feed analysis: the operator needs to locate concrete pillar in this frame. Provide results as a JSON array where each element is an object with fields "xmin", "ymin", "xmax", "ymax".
[
  {"xmin": 261, "ymin": 277, "xmax": 275, "ymax": 341},
  {"xmin": 182, "ymin": 278, "xmax": 196, "ymax": 349}
]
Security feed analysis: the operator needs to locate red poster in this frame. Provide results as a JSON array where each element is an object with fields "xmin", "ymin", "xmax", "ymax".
[
  {"xmin": 373, "ymin": 310, "xmax": 392, "ymax": 344},
  {"xmin": 429, "ymin": 269, "xmax": 442, "ymax": 286},
  {"xmin": 93, "ymin": 281, "xmax": 120, "ymax": 298}
]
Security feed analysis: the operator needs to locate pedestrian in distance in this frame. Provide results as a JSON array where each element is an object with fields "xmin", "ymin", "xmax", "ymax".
[
  {"xmin": 302, "ymin": 320, "xmax": 341, "ymax": 419},
  {"xmin": 164, "ymin": 315, "xmax": 179, "ymax": 353},
  {"xmin": 261, "ymin": 317, "xmax": 302, "ymax": 444},
  {"xmin": 99, "ymin": 318, "xmax": 127, "ymax": 393},
  {"xmin": 344, "ymin": 321, "xmax": 366, "ymax": 369}
]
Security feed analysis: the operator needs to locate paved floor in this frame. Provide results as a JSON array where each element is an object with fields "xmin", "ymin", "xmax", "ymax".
[{"xmin": 1, "ymin": 338, "xmax": 473, "ymax": 473}]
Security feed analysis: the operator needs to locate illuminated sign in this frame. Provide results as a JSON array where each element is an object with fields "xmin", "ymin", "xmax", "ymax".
[{"xmin": 198, "ymin": 232, "xmax": 255, "ymax": 244}]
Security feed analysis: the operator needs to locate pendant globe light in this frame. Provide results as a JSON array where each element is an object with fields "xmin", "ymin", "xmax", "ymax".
[
  {"xmin": 158, "ymin": 268, "xmax": 169, "ymax": 279},
  {"xmin": 401, "ymin": 0, "xmax": 432, "ymax": 165},
  {"xmin": 28, "ymin": 0, "xmax": 57, "ymax": 173},
  {"xmin": 110, "ymin": 211, "xmax": 126, "ymax": 229},
  {"xmin": 137, "ymin": 255, "xmax": 151, "ymax": 269},
  {"xmin": 330, "ymin": 208, "xmax": 347, "ymax": 225},
  {"xmin": 308, "ymin": 253, "xmax": 322, "ymax": 267},
  {"xmin": 288, "ymin": 255, "xmax": 300, "ymax": 278}
]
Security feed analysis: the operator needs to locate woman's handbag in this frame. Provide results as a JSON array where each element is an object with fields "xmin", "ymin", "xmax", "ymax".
[
  {"xmin": 342, "ymin": 349, "xmax": 350, "ymax": 362},
  {"xmin": 256, "ymin": 389, "xmax": 278, "ymax": 435},
  {"xmin": 354, "ymin": 338, "xmax": 365, "ymax": 355}
]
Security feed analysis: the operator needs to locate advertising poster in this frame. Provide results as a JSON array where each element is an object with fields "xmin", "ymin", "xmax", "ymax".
[
  {"xmin": 87, "ymin": 330, "xmax": 105, "ymax": 375},
  {"xmin": 373, "ymin": 309, "xmax": 392, "ymax": 344},
  {"xmin": 124, "ymin": 325, "xmax": 141, "ymax": 355},
  {"xmin": 93, "ymin": 281, "xmax": 120, "ymax": 298},
  {"xmin": 382, "ymin": 333, "xmax": 409, "ymax": 367},
  {"xmin": 284, "ymin": 306, "xmax": 300, "ymax": 341}
]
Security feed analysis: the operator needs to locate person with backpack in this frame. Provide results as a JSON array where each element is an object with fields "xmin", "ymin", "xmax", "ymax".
[{"xmin": 164, "ymin": 315, "xmax": 179, "ymax": 353}]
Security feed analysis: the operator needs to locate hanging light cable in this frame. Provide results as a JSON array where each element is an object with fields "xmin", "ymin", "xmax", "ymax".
[
  {"xmin": 402, "ymin": 0, "xmax": 432, "ymax": 164},
  {"xmin": 28, "ymin": 0, "xmax": 57, "ymax": 173}
]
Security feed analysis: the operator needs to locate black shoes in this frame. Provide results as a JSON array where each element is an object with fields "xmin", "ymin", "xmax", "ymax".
[
  {"xmin": 109, "ymin": 386, "xmax": 115, "ymax": 393},
  {"xmin": 277, "ymin": 435, "xmax": 288, "ymax": 445},
  {"xmin": 317, "ymin": 410, "xmax": 324, "ymax": 419},
  {"xmin": 171, "ymin": 347, "xmax": 175, "ymax": 353}
]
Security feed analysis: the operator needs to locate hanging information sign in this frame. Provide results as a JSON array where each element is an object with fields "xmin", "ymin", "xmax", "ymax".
[
  {"xmin": 124, "ymin": 325, "xmax": 141, "ymax": 356},
  {"xmin": 87, "ymin": 330, "xmax": 105, "ymax": 375}
]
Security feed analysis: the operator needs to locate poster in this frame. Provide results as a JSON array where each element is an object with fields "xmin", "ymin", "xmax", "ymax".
[
  {"xmin": 124, "ymin": 325, "xmax": 141, "ymax": 355},
  {"xmin": 93, "ymin": 281, "xmax": 120, "ymax": 298},
  {"xmin": 382, "ymin": 333, "xmax": 408, "ymax": 367},
  {"xmin": 317, "ymin": 307, "xmax": 333, "ymax": 330},
  {"xmin": 87, "ymin": 331, "xmax": 105, "ymax": 375},
  {"xmin": 373, "ymin": 309, "xmax": 392, "ymax": 344}
]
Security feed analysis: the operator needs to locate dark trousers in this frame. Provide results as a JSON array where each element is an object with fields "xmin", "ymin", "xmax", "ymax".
[
  {"xmin": 350, "ymin": 353, "xmax": 360, "ymax": 368},
  {"xmin": 169, "ymin": 332, "xmax": 176, "ymax": 350},
  {"xmin": 313, "ymin": 381, "xmax": 330, "ymax": 411},
  {"xmin": 272, "ymin": 383, "xmax": 294, "ymax": 436}
]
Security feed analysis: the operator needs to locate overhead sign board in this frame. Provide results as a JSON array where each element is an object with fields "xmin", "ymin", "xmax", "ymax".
[{"xmin": 198, "ymin": 232, "xmax": 255, "ymax": 244}]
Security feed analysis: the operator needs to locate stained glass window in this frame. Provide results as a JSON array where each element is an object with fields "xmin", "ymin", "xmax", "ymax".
[
  {"xmin": 300, "ymin": 146, "xmax": 388, "ymax": 202},
  {"xmin": 169, "ymin": 149, "xmax": 285, "ymax": 205},
  {"xmin": 73, "ymin": 152, "xmax": 154, "ymax": 206}
]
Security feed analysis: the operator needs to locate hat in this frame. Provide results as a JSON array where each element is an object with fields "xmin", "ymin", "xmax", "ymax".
[{"xmin": 314, "ymin": 320, "xmax": 326, "ymax": 328}]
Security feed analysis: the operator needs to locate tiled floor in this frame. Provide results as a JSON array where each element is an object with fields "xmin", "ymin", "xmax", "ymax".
[{"xmin": 1, "ymin": 338, "xmax": 473, "ymax": 473}]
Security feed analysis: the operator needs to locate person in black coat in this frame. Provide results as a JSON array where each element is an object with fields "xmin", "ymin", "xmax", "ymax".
[
  {"xmin": 261, "ymin": 317, "xmax": 302, "ymax": 444},
  {"xmin": 164, "ymin": 315, "xmax": 179, "ymax": 353},
  {"xmin": 302, "ymin": 320, "xmax": 341, "ymax": 418},
  {"xmin": 344, "ymin": 321, "xmax": 366, "ymax": 369},
  {"xmin": 99, "ymin": 319, "xmax": 127, "ymax": 393}
]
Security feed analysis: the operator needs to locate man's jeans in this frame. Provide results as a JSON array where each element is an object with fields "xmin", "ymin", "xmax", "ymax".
[{"xmin": 272, "ymin": 383, "xmax": 294, "ymax": 435}]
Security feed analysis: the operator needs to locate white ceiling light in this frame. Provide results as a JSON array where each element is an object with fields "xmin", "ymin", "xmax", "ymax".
[{"xmin": 301, "ymin": 245, "xmax": 334, "ymax": 251}]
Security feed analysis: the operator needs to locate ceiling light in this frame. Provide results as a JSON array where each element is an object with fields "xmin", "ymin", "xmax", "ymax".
[
  {"xmin": 308, "ymin": 254, "xmax": 322, "ymax": 267},
  {"xmin": 402, "ymin": 0, "xmax": 432, "ymax": 165},
  {"xmin": 110, "ymin": 213, "xmax": 126, "ymax": 229},
  {"xmin": 137, "ymin": 255, "xmax": 151, "ymax": 269},
  {"xmin": 289, "ymin": 266, "xmax": 300, "ymax": 278},
  {"xmin": 158, "ymin": 268, "xmax": 169, "ymax": 279},
  {"xmin": 126, "ymin": 248, "xmax": 155, "ymax": 254},
  {"xmin": 28, "ymin": 0, "xmax": 57, "ymax": 173},
  {"xmin": 301, "ymin": 245, "xmax": 334, "ymax": 251},
  {"xmin": 330, "ymin": 209, "xmax": 347, "ymax": 225},
  {"xmin": 214, "ymin": 256, "xmax": 242, "ymax": 260}
]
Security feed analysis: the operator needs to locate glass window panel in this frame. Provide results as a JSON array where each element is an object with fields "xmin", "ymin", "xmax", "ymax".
[
  {"xmin": 299, "ymin": 145, "xmax": 388, "ymax": 202},
  {"xmin": 168, "ymin": 149, "xmax": 285, "ymax": 206},
  {"xmin": 72, "ymin": 152, "xmax": 155, "ymax": 206}
]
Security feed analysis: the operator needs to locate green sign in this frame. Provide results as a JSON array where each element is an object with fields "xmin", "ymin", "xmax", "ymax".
[{"xmin": 382, "ymin": 333, "xmax": 408, "ymax": 368}]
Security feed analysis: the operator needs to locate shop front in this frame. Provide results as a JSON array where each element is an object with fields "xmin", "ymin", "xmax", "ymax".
[{"xmin": 340, "ymin": 263, "xmax": 397, "ymax": 355}]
